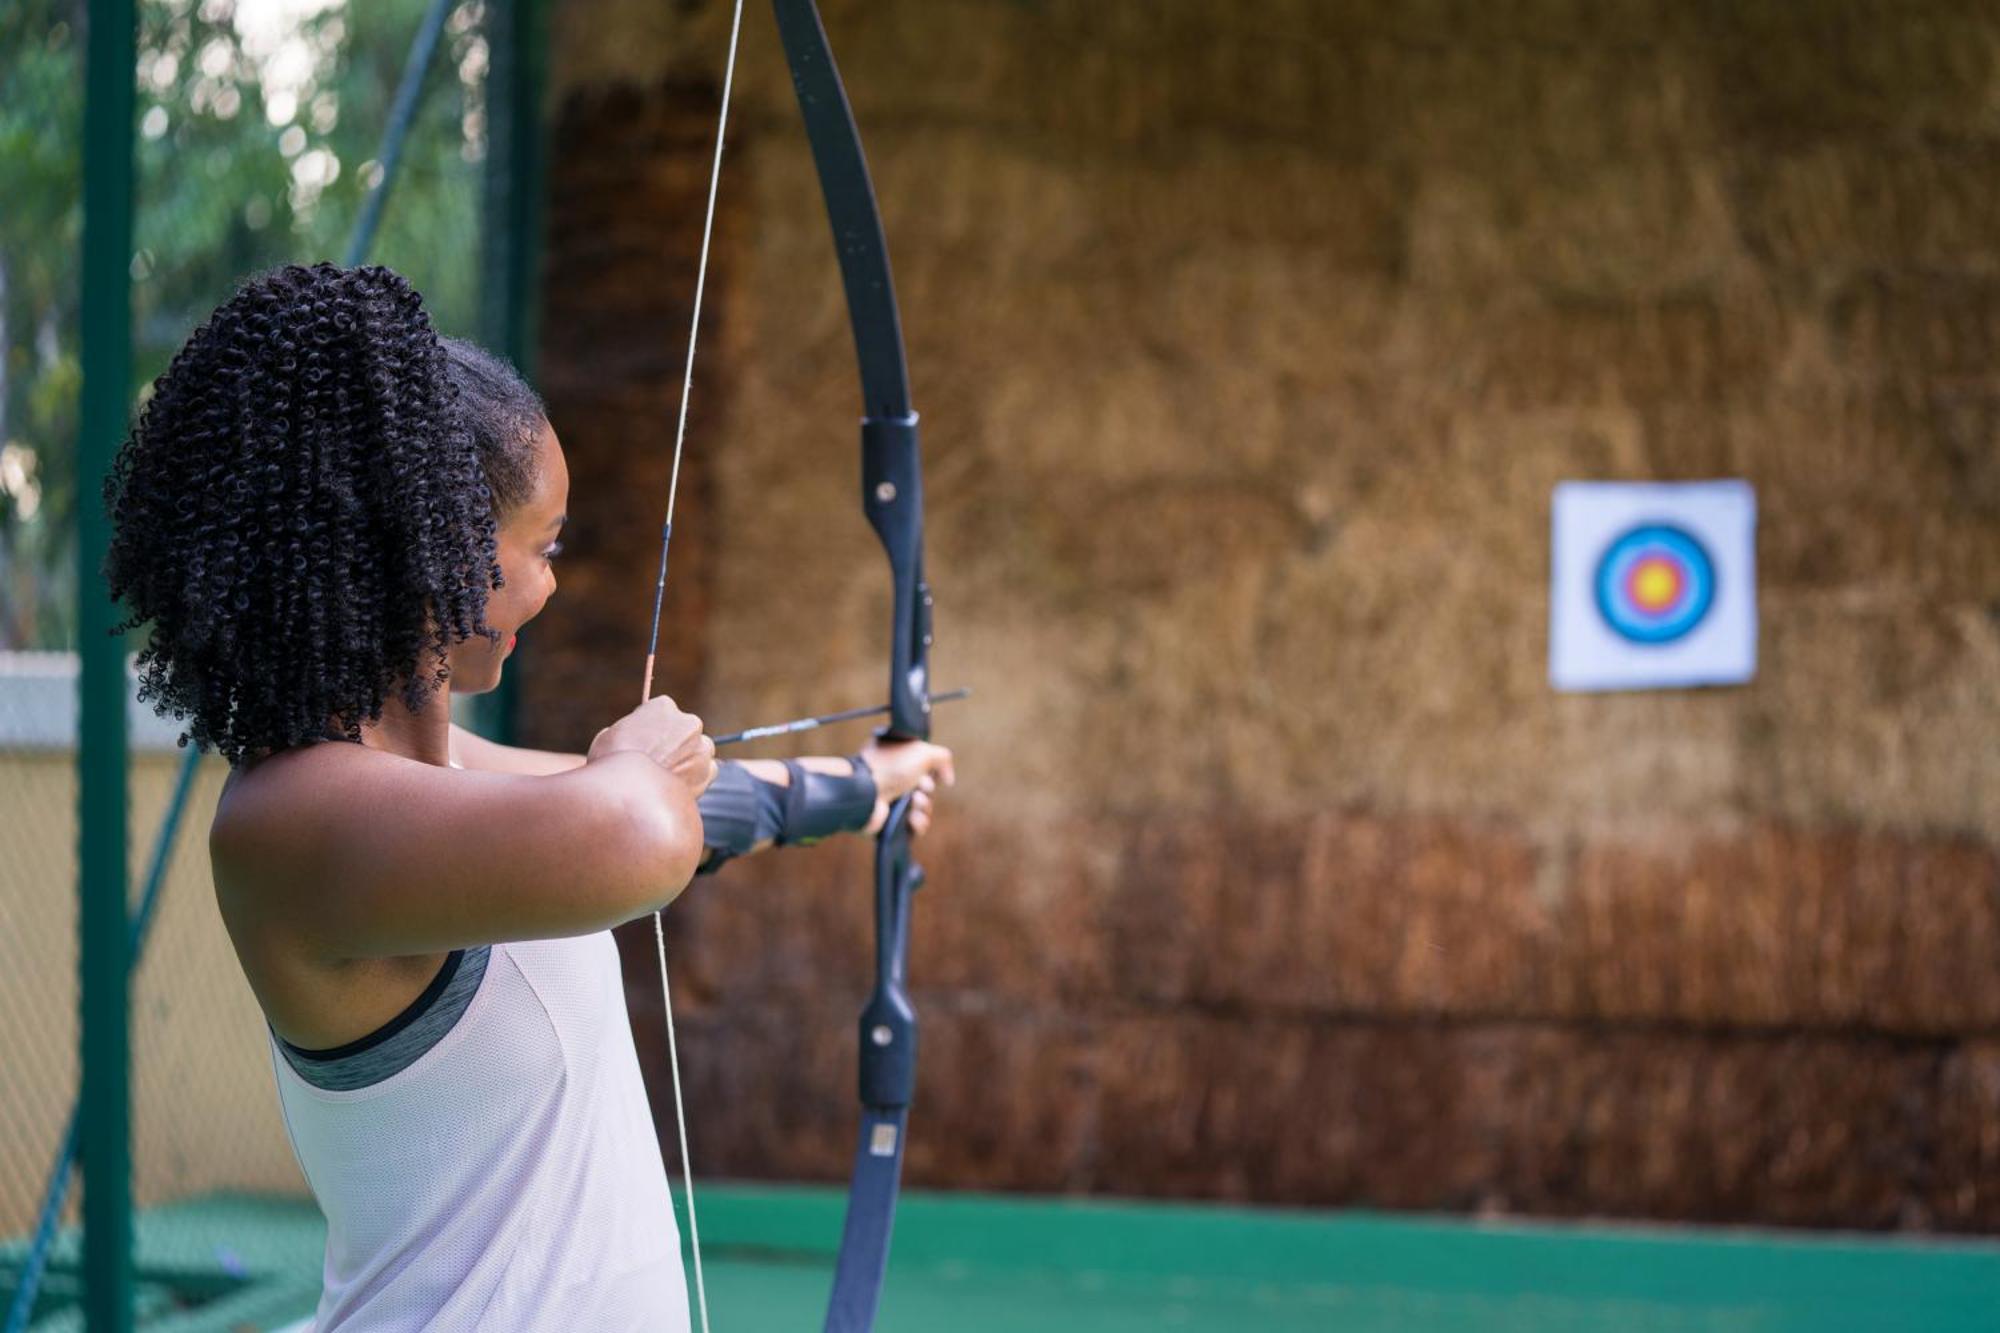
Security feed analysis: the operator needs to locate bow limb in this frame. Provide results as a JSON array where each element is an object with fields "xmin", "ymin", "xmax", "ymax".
[{"xmin": 771, "ymin": 0, "xmax": 931, "ymax": 742}]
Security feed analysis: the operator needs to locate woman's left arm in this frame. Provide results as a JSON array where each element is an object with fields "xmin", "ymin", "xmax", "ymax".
[{"xmin": 449, "ymin": 724, "xmax": 954, "ymax": 859}]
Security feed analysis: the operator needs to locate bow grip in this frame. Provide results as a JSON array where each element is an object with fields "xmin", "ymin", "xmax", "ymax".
[{"xmin": 859, "ymin": 795, "xmax": 923, "ymax": 1108}]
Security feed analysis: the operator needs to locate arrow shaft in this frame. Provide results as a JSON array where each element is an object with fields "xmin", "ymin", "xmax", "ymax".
[{"xmin": 712, "ymin": 687, "xmax": 968, "ymax": 748}]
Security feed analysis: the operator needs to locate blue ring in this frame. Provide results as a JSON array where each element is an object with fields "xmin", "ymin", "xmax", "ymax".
[{"xmin": 1593, "ymin": 524, "xmax": 1716, "ymax": 645}]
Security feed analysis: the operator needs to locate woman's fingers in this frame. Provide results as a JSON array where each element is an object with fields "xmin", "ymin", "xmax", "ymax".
[{"xmin": 857, "ymin": 738, "xmax": 956, "ymax": 801}]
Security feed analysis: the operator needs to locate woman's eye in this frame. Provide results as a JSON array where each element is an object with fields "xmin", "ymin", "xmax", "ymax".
[{"xmin": 542, "ymin": 541, "xmax": 564, "ymax": 562}]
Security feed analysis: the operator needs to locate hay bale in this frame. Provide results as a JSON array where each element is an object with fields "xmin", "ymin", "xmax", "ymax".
[{"xmin": 545, "ymin": 0, "xmax": 2000, "ymax": 1228}]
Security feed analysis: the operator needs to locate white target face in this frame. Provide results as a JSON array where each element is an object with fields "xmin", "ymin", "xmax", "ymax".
[{"xmin": 1550, "ymin": 482, "xmax": 1757, "ymax": 693}]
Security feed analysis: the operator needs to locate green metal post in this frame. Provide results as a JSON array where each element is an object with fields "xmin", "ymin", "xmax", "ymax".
[
  {"xmin": 474, "ymin": 0, "xmax": 550, "ymax": 744},
  {"xmin": 78, "ymin": 1, "xmax": 136, "ymax": 1330},
  {"xmin": 481, "ymin": 0, "xmax": 547, "ymax": 381}
]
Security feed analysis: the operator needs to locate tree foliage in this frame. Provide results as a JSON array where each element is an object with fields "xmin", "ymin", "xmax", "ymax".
[{"xmin": 0, "ymin": 0, "xmax": 489, "ymax": 648}]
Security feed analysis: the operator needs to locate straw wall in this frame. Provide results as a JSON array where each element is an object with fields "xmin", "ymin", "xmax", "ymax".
[{"xmin": 531, "ymin": 1, "xmax": 2000, "ymax": 1229}]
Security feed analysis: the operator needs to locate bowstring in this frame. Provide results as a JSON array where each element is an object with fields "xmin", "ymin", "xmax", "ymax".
[{"xmin": 644, "ymin": 3, "xmax": 747, "ymax": 1331}]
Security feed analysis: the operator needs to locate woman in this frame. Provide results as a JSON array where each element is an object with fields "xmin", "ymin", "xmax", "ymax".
[{"xmin": 104, "ymin": 262, "xmax": 954, "ymax": 1330}]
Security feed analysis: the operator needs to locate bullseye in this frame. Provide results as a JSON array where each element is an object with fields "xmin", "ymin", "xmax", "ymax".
[
  {"xmin": 1594, "ymin": 524, "xmax": 1715, "ymax": 645},
  {"xmin": 1626, "ymin": 556, "xmax": 1685, "ymax": 612}
]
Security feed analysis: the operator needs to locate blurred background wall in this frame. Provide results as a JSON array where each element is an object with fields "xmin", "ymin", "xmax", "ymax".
[{"xmin": 522, "ymin": 0, "xmax": 2000, "ymax": 1231}]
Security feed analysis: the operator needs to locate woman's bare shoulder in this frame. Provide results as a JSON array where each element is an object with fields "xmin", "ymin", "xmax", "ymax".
[{"xmin": 210, "ymin": 743, "xmax": 414, "ymax": 904}]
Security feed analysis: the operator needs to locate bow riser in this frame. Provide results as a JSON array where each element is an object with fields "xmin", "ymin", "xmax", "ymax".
[{"xmin": 863, "ymin": 414, "xmax": 931, "ymax": 744}]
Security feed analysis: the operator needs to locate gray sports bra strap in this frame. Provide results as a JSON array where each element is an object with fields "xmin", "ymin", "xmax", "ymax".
[{"xmin": 276, "ymin": 945, "xmax": 491, "ymax": 1091}]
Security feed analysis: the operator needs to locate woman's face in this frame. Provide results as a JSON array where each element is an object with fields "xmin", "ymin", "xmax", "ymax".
[{"xmin": 449, "ymin": 420, "xmax": 569, "ymax": 695}]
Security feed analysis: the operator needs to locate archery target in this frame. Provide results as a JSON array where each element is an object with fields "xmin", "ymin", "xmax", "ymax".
[
  {"xmin": 1593, "ymin": 524, "xmax": 1715, "ymax": 645},
  {"xmin": 1549, "ymin": 481, "xmax": 1756, "ymax": 692}
]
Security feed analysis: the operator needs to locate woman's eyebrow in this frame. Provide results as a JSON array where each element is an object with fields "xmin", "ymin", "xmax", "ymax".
[{"xmin": 547, "ymin": 513, "xmax": 567, "ymax": 534}]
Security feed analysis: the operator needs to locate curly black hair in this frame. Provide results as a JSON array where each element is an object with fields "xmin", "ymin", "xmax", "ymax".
[{"xmin": 105, "ymin": 263, "xmax": 543, "ymax": 764}]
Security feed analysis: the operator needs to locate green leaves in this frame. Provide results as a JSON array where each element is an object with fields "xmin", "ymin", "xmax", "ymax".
[{"xmin": 0, "ymin": 0, "xmax": 487, "ymax": 648}]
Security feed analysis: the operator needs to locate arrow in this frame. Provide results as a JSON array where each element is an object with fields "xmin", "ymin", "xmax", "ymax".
[{"xmin": 713, "ymin": 687, "xmax": 970, "ymax": 748}]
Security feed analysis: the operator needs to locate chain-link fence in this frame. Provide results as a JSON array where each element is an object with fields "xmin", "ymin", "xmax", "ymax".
[{"xmin": 0, "ymin": 653, "xmax": 304, "ymax": 1247}]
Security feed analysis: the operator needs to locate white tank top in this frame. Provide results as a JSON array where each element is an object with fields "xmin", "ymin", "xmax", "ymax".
[{"xmin": 270, "ymin": 931, "xmax": 691, "ymax": 1331}]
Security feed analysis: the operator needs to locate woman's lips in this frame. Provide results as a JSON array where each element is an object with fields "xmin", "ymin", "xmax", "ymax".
[{"xmin": 507, "ymin": 634, "xmax": 518, "ymax": 651}]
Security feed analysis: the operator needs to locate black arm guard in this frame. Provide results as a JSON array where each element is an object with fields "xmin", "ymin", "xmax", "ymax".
[
  {"xmin": 696, "ymin": 762, "xmax": 786, "ymax": 875},
  {"xmin": 697, "ymin": 758, "xmax": 880, "ymax": 872},
  {"xmin": 776, "ymin": 757, "xmax": 878, "ymax": 847}
]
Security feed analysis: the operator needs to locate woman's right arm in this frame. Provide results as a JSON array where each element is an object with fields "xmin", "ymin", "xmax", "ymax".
[{"xmin": 212, "ymin": 698, "xmax": 716, "ymax": 959}]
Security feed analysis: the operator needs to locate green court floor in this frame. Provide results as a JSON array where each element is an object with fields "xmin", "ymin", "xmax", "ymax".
[{"xmin": 6, "ymin": 1184, "xmax": 1996, "ymax": 1330}]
